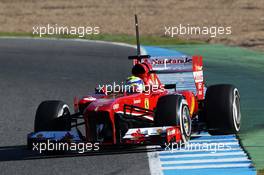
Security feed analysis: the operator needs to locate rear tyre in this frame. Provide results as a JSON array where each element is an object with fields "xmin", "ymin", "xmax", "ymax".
[
  {"xmin": 34, "ymin": 100, "xmax": 71, "ymax": 132},
  {"xmin": 154, "ymin": 95, "xmax": 192, "ymax": 143},
  {"xmin": 205, "ymin": 84, "xmax": 241, "ymax": 135}
]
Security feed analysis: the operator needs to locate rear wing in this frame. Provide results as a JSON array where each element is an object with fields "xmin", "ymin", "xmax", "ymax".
[{"xmin": 137, "ymin": 56, "xmax": 204, "ymax": 100}]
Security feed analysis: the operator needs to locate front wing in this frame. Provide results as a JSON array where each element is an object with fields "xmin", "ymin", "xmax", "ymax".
[{"xmin": 27, "ymin": 126, "xmax": 182, "ymax": 150}]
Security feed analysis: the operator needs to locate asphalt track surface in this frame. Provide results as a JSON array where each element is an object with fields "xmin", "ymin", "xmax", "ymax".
[{"xmin": 0, "ymin": 38, "xmax": 151, "ymax": 175}]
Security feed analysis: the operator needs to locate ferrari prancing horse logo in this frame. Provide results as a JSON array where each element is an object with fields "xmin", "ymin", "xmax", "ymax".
[{"xmin": 144, "ymin": 98, "xmax": 149, "ymax": 109}]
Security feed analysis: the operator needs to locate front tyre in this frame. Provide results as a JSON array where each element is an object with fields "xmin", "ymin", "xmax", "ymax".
[
  {"xmin": 34, "ymin": 100, "xmax": 71, "ymax": 132},
  {"xmin": 180, "ymin": 104, "xmax": 192, "ymax": 143},
  {"xmin": 154, "ymin": 95, "xmax": 192, "ymax": 143},
  {"xmin": 205, "ymin": 84, "xmax": 241, "ymax": 135}
]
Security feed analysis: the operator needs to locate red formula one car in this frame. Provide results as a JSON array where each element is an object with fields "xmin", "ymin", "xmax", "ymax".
[
  {"xmin": 27, "ymin": 54, "xmax": 241, "ymax": 149},
  {"xmin": 27, "ymin": 16, "xmax": 241, "ymax": 151}
]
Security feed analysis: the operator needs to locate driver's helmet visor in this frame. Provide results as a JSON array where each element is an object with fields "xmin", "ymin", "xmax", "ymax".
[{"xmin": 125, "ymin": 77, "xmax": 144, "ymax": 93}]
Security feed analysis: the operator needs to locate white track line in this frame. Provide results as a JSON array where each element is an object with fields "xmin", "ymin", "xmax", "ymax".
[
  {"xmin": 192, "ymin": 133, "xmax": 211, "ymax": 136},
  {"xmin": 190, "ymin": 138, "xmax": 237, "ymax": 142},
  {"xmin": 159, "ymin": 151, "xmax": 246, "ymax": 158},
  {"xmin": 158, "ymin": 147, "xmax": 243, "ymax": 154},
  {"xmin": 161, "ymin": 163, "xmax": 252, "ymax": 170},
  {"xmin": 147, "ymin": 149, "xmax": 163, "ymax": 175},
  {"xmin": 160, "ymin": 157, "xmax": 249, "ymax": 165},
  {"xmin": 0, "ymin": 36, "xmax": 148, "ymax": 54},
  {"xmin": 187, "ymin": 141, "xmax": 239, "ymax": 146}
]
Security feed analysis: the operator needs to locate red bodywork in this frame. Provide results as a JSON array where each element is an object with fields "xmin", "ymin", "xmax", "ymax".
[{"xmin": 75, "ymin": 56, "xmax": 204, "ymax": 144}]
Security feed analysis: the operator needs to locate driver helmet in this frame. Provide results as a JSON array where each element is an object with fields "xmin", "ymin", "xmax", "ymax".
[{"xmin": 125, "ymin": 76, "xmax": 144, "ymax": 93}]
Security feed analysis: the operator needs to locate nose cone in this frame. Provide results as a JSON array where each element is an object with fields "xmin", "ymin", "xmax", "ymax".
[{"xmin": 86, "ymin": 98, "xmax": 115, "ymax": 112}]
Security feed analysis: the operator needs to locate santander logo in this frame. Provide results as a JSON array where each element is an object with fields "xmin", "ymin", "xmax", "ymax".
[{"xmin": 151, "ymin": 57, "xmax": 192, "ymax": 65}]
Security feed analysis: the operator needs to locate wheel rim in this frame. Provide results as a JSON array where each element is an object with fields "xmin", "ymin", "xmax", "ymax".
[
  {"xmin": 233, "ymin": 89, "xmax": 241, "ymax": 131},
  {"xmin": 182, "ymin": 105, "xmax": 192, "ymax": 137}
]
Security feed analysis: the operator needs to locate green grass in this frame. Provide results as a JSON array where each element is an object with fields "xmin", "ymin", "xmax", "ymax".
[
  {"xmin": 258, "ymin": 170, "xmax": 264, "ymax": 175},
  {"xmin": 0, "ymin": 32, "xmax": 204, "ymax": 45}
]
